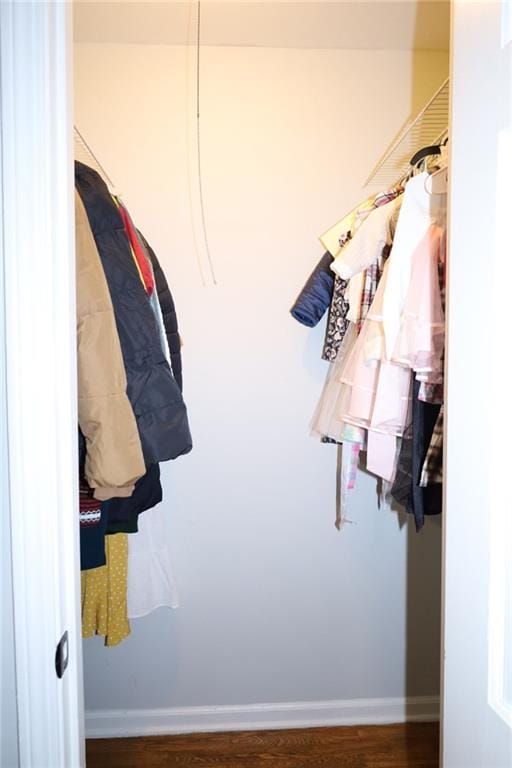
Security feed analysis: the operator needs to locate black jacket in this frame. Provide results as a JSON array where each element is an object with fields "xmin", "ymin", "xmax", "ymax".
[
  {"xmin": 75, "ymin": 161, "xmax": 192, "ymax": 466},
  {"xmin": 106, "ymin": 463, "xmax": 162, "ymax": 534},
  {"xmin": 391, "ymin": 379, "xmax": 442, "ymax": 531},
  {"xmin": 139, "ymin": 232, "xmax": 183, "ymax": 392}
]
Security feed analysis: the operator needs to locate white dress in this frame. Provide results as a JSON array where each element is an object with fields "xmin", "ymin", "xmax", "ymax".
[
  {"xmin": 127, "ymin": 506, "xmax": 180, "ymax": 618},
  {"xmin": 330, "ymin": 195, "xmax": 403, "ymax": 280},
  {"xmin": 381, "ymin": 172, "xmax": 447, "ymax": 359}
]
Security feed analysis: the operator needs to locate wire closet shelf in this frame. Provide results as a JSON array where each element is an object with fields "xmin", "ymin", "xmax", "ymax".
[
  {"xmin": 74, "ymin": 126, "xmax": 119, "ymax": 195},
  {"xmin": 364, "ymin": 77, "xmax": 449, "ymax": 189}
]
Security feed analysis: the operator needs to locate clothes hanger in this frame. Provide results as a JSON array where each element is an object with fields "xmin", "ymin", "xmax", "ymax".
[
  {"xmin": 409, "ymin": 144, "xmax": 442, "ymax": 168},
  {"xmin": 424, "ymin": 164, "xmax": 448, "ymax": 195},
  {"xmin": 424, "ymin": 135, "xmax": 449, "ymax": 194}
]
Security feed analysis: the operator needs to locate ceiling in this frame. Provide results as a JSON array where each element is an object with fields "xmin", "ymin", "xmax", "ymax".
[{"xmin": 73, "ymin": 1, "xmax": 450, "ymax": 50}]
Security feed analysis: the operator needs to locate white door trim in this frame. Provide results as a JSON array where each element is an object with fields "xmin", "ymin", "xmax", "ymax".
[
  {"xmin": 443, "ymin": 2, "xmax": 512, "ymax": 766},
  {"xmin": 0, "ymin": 2, "xmax": 84, "ymax": 766}
]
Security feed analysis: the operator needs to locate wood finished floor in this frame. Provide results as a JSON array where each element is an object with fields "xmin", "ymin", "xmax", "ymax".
[{"xmin": 86, "ymin": 722, "xmax": 439, "ymax": 768}]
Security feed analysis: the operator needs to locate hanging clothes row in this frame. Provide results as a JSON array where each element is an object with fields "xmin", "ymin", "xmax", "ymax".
[
  {"xmin": 291, "ymin": 148, "xmax": 447, "ymax": 531},
  {"xmin": 75, "ymin": 161, "xmax": 192, "ymax": 645}
]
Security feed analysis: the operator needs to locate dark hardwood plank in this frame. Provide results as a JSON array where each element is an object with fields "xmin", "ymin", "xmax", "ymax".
[{"xmin": 86, "ymin": 722, "xmax": 439, "ymax": 768}]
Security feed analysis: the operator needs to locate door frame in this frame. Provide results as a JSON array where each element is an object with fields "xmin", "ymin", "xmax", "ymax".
[
  {"xmin": 1, "ymin": 2, "xmax": 84, "ymax": 766},
  {"xmin": 442, "ymin": 1, "xmax": 512, "ymax": 766}
]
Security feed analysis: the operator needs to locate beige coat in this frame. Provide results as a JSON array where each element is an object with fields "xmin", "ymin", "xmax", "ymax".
[{"xmin": 75, "ymin": 190, "xmax": 145, "ymax": 500}]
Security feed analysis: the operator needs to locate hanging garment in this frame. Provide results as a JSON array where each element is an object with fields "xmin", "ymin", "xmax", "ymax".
[
  {"xmin": 382, "ymin": 172, "xmax": 447, "ymax": 359},
  {"xmin": 290, "ymin": 251, "xmax": 334, "ymax": 328},
  {"xmin": 79, "ymin": 477, "xmax": 101, "ymax": 529},
  {"xmin": 340, "ymin": 226, "xmax": 444, "ymax": 408},
  {"xmin": 393, "ymin": 226, "xmax": 446, "ymax": 377},
  {"xmin": 312, "ymin": 195, "xmax": 418, "ymax": 483},
  {"xmin": 116, "ymin": 205, "xmax": 170, "ymax": 364},
  {"xmin": 127, "ymin": 506, "xmax": 180, "ymax": 618},
  {"xmin": 341, "ymin": 225, "xmax": 444, "ymax": 394},
  {"xmin": 80, "ymin": 502, "xmax": 109, "ymax": 572},
  {"xmin": 420, "ymin": 404, "xmax": 444, "ymax": 486},
  {"xmin": 106, "ymin": 463, "xmax": 162, "ymax": 534},
  {"xmin": 320, "ymin": 198, "xmax": 377, "ymax": 259},
  {"xmin": 310, "ymin": 322, "xmax": 359, "ymax": 442},
  {"xmin": 366, "ymin": 431, "xmax": 400, "ymax": 483},
  {"xmin": 337, "ymin": 225, "xmax": 445, "ymax": 480},
  {"xmin": 417, "ymin": 256, "xmax": 446, "ymax": 404},
  {"xmin": 322, "ymin": 272, "xmax": 351, "ymax": 362},
  {"xmin": 330, "ymin": 194, "xmax": 403, "ymax": 281},
  {"xmin": 75, "ymin": 162, "xmax": 192, "ymax": 466},
  {"xmin": 418, "ymin": 379, "xmax": 444, "ymax": 404},
  {"xmin": 80, "ymin": 503, "xmax": 109, "ymax": 571},
  {"xmin": 320, "ymin": 207, "xmax": 363, "ymax": 362},
  {"xmin": 138, "ymin": 232, "xmax": 185, "ymax": 392},
  {"xmin": 357, "ymin": 243, "xmax": 391, "ymax": 333},
  {"xmin": 147, "ymin": 258, "xmax": 172, "ymax": 365},
  {"xmin": 105, "ymin": 237, "xmax": 181, "ymax": 535},
  {"xmin": 116, "ymin": 200, "xmax": 155, "ymax": 295},
  {"xmin": 81, "ymin": 533, "xmax": 130, "ymax": 646},
  {"xmin": 321, "ymin": 188, "xmax": 403, "ymax": 362},
  {"xmin": 123, "ymin": 233, "xmax": 183, "ymax": 617},
  {"xmin": 311, "ymin": 213, "xmax": 399, "ymax": 448},
  {"xmin": 390, "ymin": 379, "xmax": 442, "ymax": 531},
  {"xmin": 337, "ymin": 262, "xmax": 412, "ymax": 440},
  {"xmin": 303, "ymin": 168, "xmax": 447, "ymax": 527},
  {"xmin": 333, "ymin": 442, "xmax": 359, "ymax": 530},
  {"xmin": 78, "ymin": 428, "xmax": 107, "ymax": 571},
  {"xmin": 75, "ymin": 190, "xmax": 145, "ymax": 500},
  {"xmin": 79, "ymin": 472, "xmax": 110, "ymax": 571},
  {"xmin": 345, "ymin": 271, "xmax": 366, "ymax": 324}
]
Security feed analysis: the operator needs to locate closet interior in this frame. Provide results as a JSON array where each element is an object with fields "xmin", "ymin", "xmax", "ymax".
[{"xmin": 73, "ymin": 0, "xmax": 450, "ymax": 750}]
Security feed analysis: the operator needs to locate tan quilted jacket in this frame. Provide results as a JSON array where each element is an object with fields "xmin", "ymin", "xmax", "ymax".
[{"xmin": 75, "ymin": 190, "xmax": 145, "ymax": 500}]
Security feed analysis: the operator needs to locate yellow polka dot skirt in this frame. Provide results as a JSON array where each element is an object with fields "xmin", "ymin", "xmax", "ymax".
[{"xmin": 81, "ymin": 533, "xmax": 130, "ymax": 647}]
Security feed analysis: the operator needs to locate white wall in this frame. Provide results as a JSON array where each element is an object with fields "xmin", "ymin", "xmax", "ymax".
[
  {"xmin": 74, "ymin": 42, "xmax": 448, "ymax": 722},
  {"xmin": 443, "ymin": 3, "xmax": 512, "ymax": 766}
]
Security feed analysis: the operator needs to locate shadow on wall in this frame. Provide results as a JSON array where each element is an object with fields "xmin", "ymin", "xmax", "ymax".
[
  {"xmin": 410, "ymin": 0, "xmax": 450, "ymax": 117},
  {"xmin": 366, "ymin": 1, "xmax": 451, "ymax": 180},
  {"xmin": 406, "ymin": 516, "xmax": 443, "ymax": 700},
  {"xmin": 404, "ymin": 0, "xmax": 450, "ymax": 717}
]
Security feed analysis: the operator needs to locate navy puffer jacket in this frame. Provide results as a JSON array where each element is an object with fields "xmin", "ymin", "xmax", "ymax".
[
  {"xmin": 75, "ymin": 161, "xmax": 192, "ymax": 465},
  {"xmin": 290, "ymin": 251, "xmax": 334, "ymax": 327},
  {"xmin": 138, "ymin": 232, "xmax": 183, "ymax": 392}
]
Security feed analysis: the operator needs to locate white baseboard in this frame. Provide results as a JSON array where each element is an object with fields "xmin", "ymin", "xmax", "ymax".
[{"xmin": 85, "ymin": 695, "xmax": 440, "ymax": 739}]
